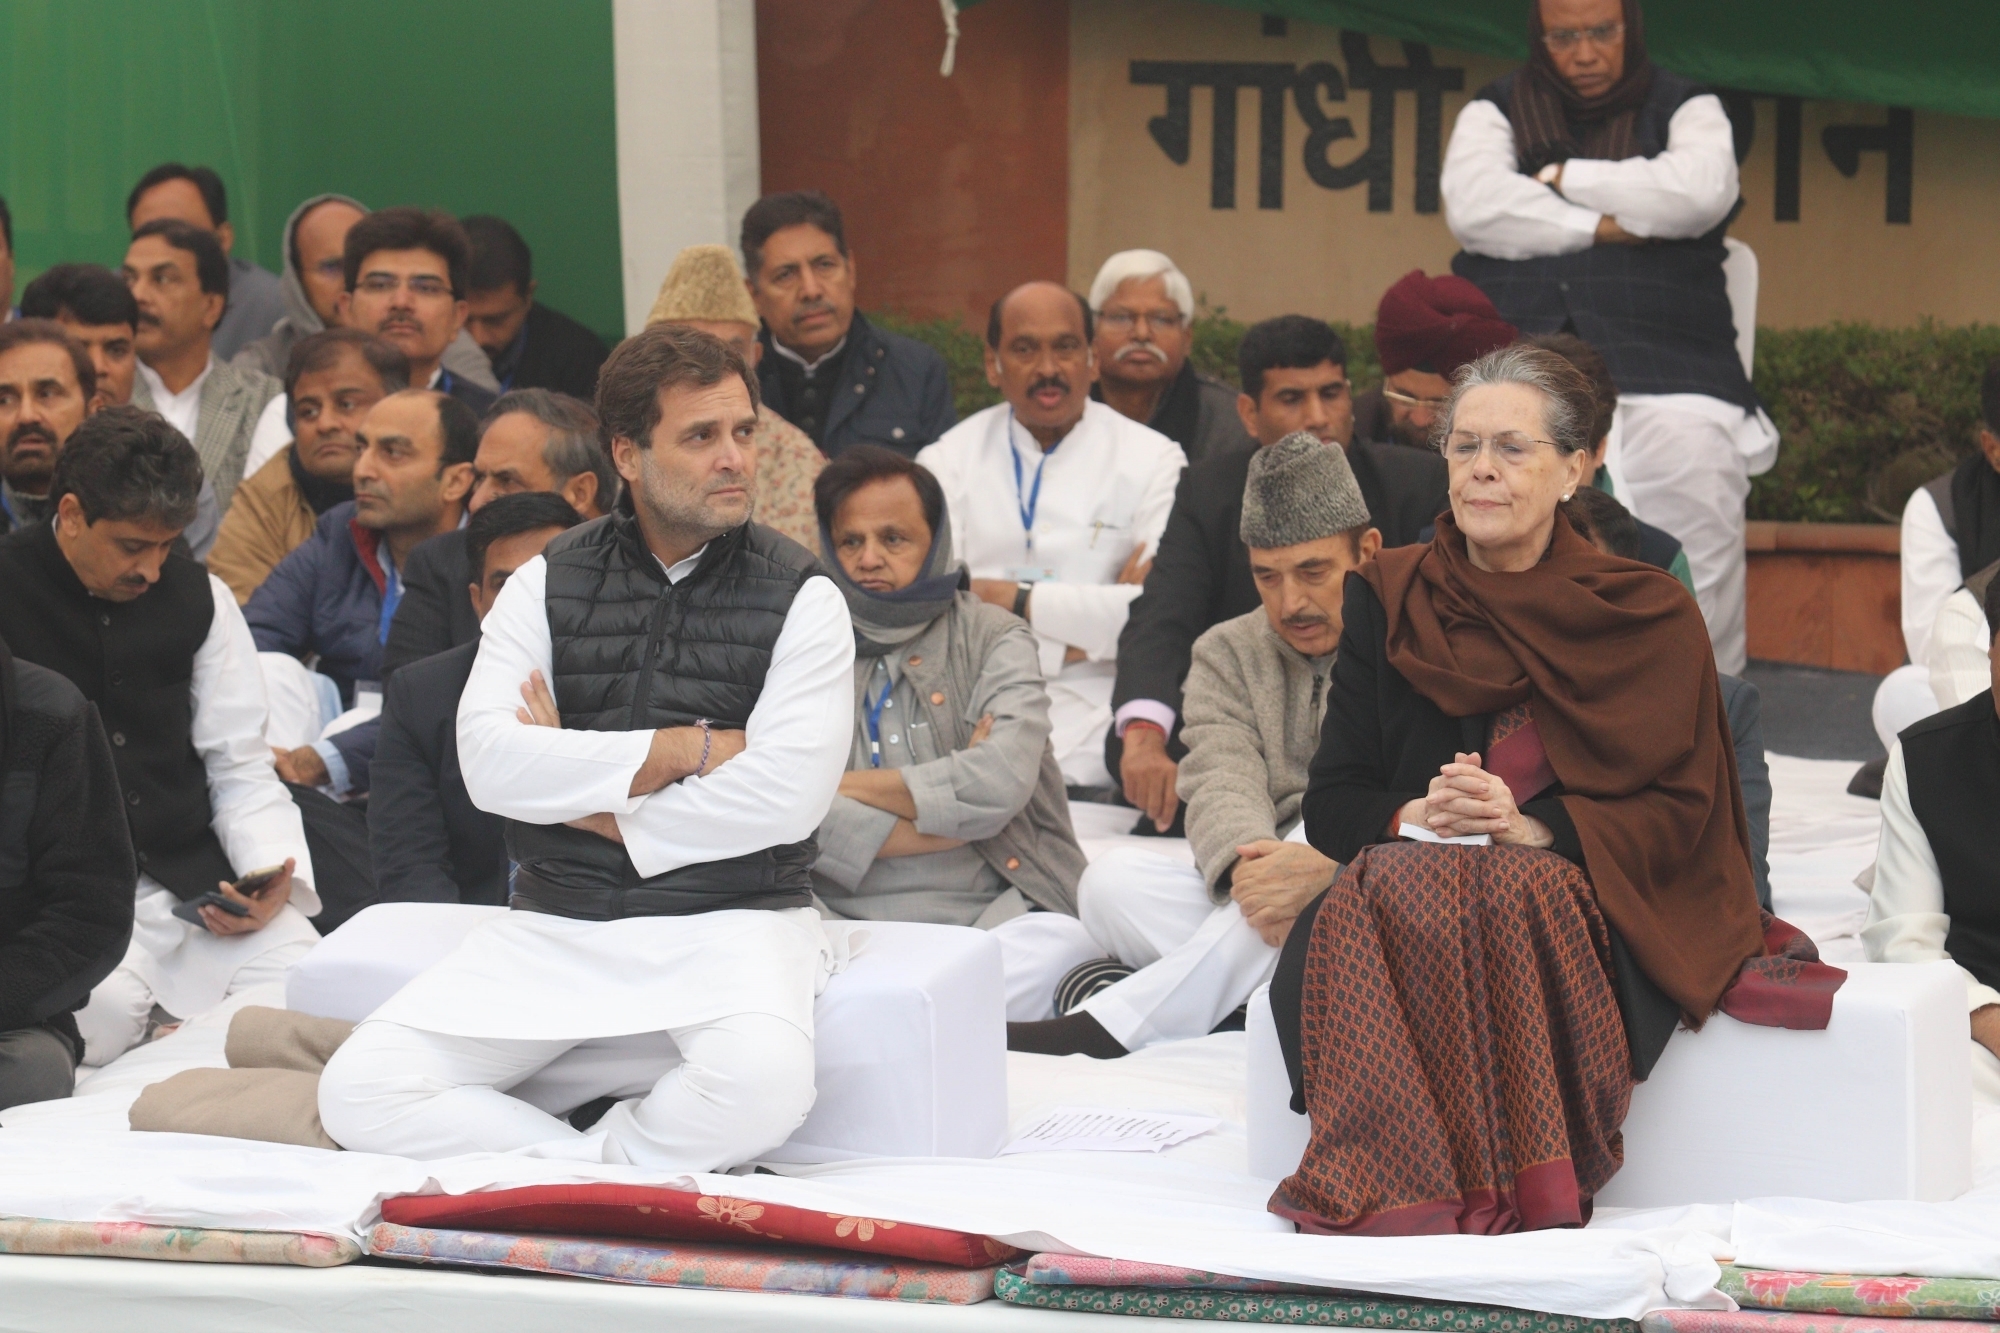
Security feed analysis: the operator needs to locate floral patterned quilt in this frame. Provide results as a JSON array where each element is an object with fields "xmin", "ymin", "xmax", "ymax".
[
  {"xmin": 0, "ymin": 1216, "xmax": 358, "ymax": 1266},
  {"xmin": 994, "ymin": 1265, "xmax": 1639, "ymax": 1329},
  {"xmin": 1643, "ymin": 1313, "xmax": 1997, "ymax": 1333},
  {"xmin": 1719, "ymin": 1268, "xmax": 2000, "ymax": 1322},
  {"xmin": 367, "ymin": 1222, "xmax": 997, "ymax": 1304}
]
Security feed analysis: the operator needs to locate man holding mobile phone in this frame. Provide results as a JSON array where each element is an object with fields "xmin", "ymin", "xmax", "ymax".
[{"xmin": 0, "ymin": 404, "xmax": 319, "ymax": 1064}]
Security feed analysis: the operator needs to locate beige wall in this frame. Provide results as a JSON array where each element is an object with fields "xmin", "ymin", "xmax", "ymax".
[{"xmin": 1069, "ymin": 0, "xmax": 2000, "ymax": 329}]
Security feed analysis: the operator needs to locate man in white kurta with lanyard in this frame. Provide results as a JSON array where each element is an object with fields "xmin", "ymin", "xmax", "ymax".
[
  {"xmin": 1440, "ymin": 0, "xmax": 1777, "ymax": 674},
  {"xmin": 917, "ymin": 282, "xmax": 1185, "ymax": 790},
  {"xmin": 318, "ymin": 325, "xmax": 855, "ymax": 1168}
]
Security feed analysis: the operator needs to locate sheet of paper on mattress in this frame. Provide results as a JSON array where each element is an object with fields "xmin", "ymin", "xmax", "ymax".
[
  {"xmin": 1398, "ymin": 823, "xmax": 1492, "ymax": 845},
  {"xmin": 1000, "ymin": 1106, "xmax": 1220, "ymax": 1154}
]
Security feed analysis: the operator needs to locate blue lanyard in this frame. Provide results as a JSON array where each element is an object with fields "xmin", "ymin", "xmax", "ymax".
[
  {"xmin": 1008, "ymin": 412, "xmax": 1053, "ymax": 555},
  {"xmin": 862, "ymin": 664, "xmax": 894, "ymax": 768},
  {"xmin": 377, "ymin": 559, "xmax": 403, "ymax": 645}
]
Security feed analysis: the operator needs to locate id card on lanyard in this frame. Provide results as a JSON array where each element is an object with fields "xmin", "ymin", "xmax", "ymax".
[
  {"xmin": 377, "ymin": 559, "xmax": 403, "ymax": 645},
  {"xmin": 1009, "ymin": 409, "xmax": 1060, "ymax": 568}
]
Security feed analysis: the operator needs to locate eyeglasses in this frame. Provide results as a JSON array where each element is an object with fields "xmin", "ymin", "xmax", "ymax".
[
  {"xmin": 356, "ymin": 273, "xmax": 453, "ymax": 299},
  {"xmin": 310, "ymin": 258, "xmax": 346, "ymax": 281},
  {"xmin": 1096, "ymin": 310, "xmax": 1187, "ymax": 334},
  {"xmin": 1542, "ymin": 20, "xmax": 1623, "ymax": 52},
  {"xmin": 1382, "ymin": 387, "xmax": 1451, "ymax": 411},
  {"xmin": 1444, "ymin": 431, "xmax": 1560, "ymax": 466}
]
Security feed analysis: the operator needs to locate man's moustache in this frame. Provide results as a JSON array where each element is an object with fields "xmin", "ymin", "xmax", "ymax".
[
  {"xmin": 1027, "ymin": 376, "xmax": 1070, "ymax": 396},
  {"xmin": 1114, "ymin": 342, "xmax": 1165, "ymax": 363},
  {"xmin": 1283, "ymin": 615, "xmax": 1330, "ymax": 631},
  {"xmin": 5, "ymin": 426, "xmax": 56, "ymax": 452}
]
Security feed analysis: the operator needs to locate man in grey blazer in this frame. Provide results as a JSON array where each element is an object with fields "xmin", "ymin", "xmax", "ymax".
[{"xmin": 124, "ymin": 220, "xmax": 279, "ymax": 513}]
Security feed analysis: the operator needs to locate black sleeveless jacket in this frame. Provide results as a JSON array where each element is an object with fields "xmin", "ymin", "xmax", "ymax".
[
  {"xmin": 1900, "ymin": 691, "xmax": 2000, "ymax": 992},
  {"xmin": 505, "ymin": 514, "xmax": 824, "ymax": 919},
  {"xmin": 0, "ymin": 522, "xmax": 232, "ymax": 901},
  {"xmin": 1452, "ymin": 69, "xmax": 1757, "ymax": 410}
]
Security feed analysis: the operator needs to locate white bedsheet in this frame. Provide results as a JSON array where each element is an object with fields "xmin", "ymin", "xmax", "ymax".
[{"xmin": 3, "ymin": 756, "xmax": 1999, "ymax": 1318}]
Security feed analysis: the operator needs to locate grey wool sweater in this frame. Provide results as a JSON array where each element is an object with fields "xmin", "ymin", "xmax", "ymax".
[{"xmin": 1176, "ymin": 609, "xmax": 1335, "ymax": 901}]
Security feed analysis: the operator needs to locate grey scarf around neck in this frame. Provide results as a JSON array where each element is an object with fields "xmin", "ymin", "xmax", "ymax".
[{"xmin": 820, "ymin": 507, "xmax": 968, "ymax": 658}]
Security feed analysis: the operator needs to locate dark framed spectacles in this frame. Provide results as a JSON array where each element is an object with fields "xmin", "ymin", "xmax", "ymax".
[{"xmin": 1543, "ymin": 20, "xmax": 1623, "ymax": 52}]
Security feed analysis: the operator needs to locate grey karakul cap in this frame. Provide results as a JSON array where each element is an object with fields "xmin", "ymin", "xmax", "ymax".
[{"xmin": 1239, "ymin": 430, "xmax": 1372, "ymax": 549}]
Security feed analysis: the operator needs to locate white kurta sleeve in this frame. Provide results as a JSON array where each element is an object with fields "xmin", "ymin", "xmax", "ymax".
[
  {"xmin": 1442, "ymin": 98, "xmax": 1601, "ymax": 260},
  {"xmin": 1026, "ymin": 441, "xmax": 1184, "ymax": 662},
  {"xmin": 192, "ymin": 575, "xmax": 319, "ymax": 912},
  {"xmin": 1862, "ymin": 743, "xmax": 2000, "ymax": 1014},
  {"xmin": 1554, "ymin": 95, "xmax": 1739, "ymax": 240},
  {"xmin": 612, "ymin": 576, "xmax": 855, "ymax": 877},
  {"xmin": 1926, "ymin": 589, "xmax": 1991, "ymax": 710},
  {"xmin": 456, "ymin": 554, "xmax": 657, "ymax": 822},
  {"xmin": 1901, "ymin": 486, "xmax": 1961, "ymax": 665}
]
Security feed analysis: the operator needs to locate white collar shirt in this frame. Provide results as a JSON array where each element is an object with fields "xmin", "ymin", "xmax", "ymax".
[{"xmin": 136, "ymin": 357, "xmax": 214, "ymax": 442}]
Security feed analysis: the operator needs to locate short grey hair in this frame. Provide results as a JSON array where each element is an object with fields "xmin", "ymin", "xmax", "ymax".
[
  {"xmin": 482, "ymin": 388, "xmax": 620, "ymax": 508},
  {"xmin": 1435, "ymin": 344, "xmax": 1597, "ymax": 456},
  {"xmin": 1088, "ymin": 249, "xmax": 1195, "ymax": 321}
]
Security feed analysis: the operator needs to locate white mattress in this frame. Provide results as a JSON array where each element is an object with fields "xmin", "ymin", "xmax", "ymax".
[{"xmin": 4, "ymin": 756, "xmax": 1999, "ymax": 1329}]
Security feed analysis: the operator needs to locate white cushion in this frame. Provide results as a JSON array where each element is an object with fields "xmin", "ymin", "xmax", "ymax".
[
  {"xmin": 1245, "ymin": 961, "xmax": 1973, "ymax": 1203},
  {"xmin": 288, "ymin": 904, "xmax": 1008, "ymax": 1162}
]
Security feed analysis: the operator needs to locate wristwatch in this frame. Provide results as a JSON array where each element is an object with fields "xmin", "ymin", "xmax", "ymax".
[{"xmin": 1011, "ymin": 581, "xmax": 1033, "ymax": 618}]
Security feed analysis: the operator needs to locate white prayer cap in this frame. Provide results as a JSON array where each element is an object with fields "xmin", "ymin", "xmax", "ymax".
[{"xmin": 1088, "ymin": 250, "xmax": 1195, "ymax": 321}]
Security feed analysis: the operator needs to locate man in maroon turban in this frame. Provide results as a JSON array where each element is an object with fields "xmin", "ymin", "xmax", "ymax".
[{"xmin": 1365, "ymin": 270, "xmax": 1517, "ymax": 451}]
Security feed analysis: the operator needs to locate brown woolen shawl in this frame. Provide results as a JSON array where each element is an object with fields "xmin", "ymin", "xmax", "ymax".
[
  {"xmin": 1360, "ymin": 509, "xmax": 1763, "ymax": 1019},
  {"xmin": 1510, "ymin": 0, "xmax": 1656, "ymax": 175}
]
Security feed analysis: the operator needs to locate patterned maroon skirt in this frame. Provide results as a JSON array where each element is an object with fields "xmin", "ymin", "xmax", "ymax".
[{"xmin": 1270, "ymin": 840, "xmax": 1632, "ymax": 1236}]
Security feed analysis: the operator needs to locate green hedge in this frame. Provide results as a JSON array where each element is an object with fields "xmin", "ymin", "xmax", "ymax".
[{"xmin": 873, "ymin": 310, "xmax": 2000, "ymax": 525}]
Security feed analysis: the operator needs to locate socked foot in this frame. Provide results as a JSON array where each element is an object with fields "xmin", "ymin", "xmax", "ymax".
[{"xmin": 1006, "ymin": 1010, "xmax": 1130, "ymax": 1060}]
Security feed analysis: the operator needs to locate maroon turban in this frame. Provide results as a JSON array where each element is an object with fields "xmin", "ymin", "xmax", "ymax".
[{"xmin": 1373, "ymin": 270, "xmax": 1518, "ymax": 378}]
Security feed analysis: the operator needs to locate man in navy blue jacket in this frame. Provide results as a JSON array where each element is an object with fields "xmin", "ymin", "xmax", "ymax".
[
  {"xmin": 743, "ymin": 191, "xmax": 955, "ymax": 459},
  {"xmin": 245, "ymin": 389, "xmax": 476, "ymax": 795}
]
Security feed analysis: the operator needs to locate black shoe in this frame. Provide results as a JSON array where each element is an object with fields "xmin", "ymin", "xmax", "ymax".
[
  {"xmin": 1006, "ymin": 1011, "xmax": 1130, "ymax": 1059},
  {"xmin": 1847, "ymin": 755, "xmax": 1887, "ymax": 799}
]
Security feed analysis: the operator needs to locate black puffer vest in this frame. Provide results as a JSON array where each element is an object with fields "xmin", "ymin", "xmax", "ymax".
[
  {"xmin": 505, "ymin": 515, "xmax": 823, "ymax": 919},
  {"xmin": 1452, "ymin": 69, "xmax": 1757, "ymax": 410},
  {"xmin": 0, "ymin": 522, "xmax": 230, "ymax": 900}
]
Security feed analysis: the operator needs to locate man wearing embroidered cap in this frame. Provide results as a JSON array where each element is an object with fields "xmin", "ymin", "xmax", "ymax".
[
  {"xmin": 1010, "ymin": 433, "xmax": 1380, "ymax": 1058},
  {"xmin": 1364, "ymin": 270, "xmax": 1519, "ymax": 451},
  {"xmin": 648, "ymin": 244, "xmax": 824, "ymax": 552}
]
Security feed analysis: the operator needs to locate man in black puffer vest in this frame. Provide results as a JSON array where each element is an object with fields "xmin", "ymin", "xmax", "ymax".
[
  {"xmin": 319, "ymin": 324, "xmax": 856, "ymax": 1170},
  {"xmin": 1440, "ymin": 0, "xmax": 1779, "ymax": 677}
]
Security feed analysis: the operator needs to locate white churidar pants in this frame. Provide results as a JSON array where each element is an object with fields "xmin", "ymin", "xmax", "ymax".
[
  {"xmin": 1073, "ymin": 843, "xmax": 1277, "ymax": 1051},
  {"xmin": 73, "ymin": 877, "xmax": 318, "ymax": 1065},
  {"xmin": 986, "ymin": 910, "xmax": 1104, "ymax": 1023},
  {"xmin": 1615, "ymin": 399, "xmax": 1754, "ymax": 674},
  {"xmin": 318, "ymin": 1012, "xmax": 817, "ymax": 1170}
]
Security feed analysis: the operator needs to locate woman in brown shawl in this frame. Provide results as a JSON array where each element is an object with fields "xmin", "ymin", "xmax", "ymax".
[{"xmin": 1268, "ymin": 345, "xmax": 1829, "ymax": 1238}]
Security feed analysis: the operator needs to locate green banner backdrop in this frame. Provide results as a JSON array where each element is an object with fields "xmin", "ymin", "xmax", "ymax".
[
  {"xmin": 966, "ymin": 0, "xmax": 2000, "ymax": 120},
  {"xmin": 0, "ymin": 0, "xmax": 624, "ymax": 340}
]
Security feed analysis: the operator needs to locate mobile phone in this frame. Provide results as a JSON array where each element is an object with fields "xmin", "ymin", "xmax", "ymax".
[
  {"xmin": 230, "ymin": 864, "xmax": 289, "ymax": 897},
  {"xmin": 171, "ymin": 891, "xmax": 255, "ymax": 927}
]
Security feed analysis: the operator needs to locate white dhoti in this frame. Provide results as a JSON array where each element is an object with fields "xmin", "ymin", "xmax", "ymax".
[
  {"xmin": 75, "ymin": 877, "xmax": 320, "ymax": 1065},
  {"xmin": 1072, "ymin": 842, "xmax": 1278, "ymax": 1051},
  {"xmin": 1613, "ymin": 396, "xmax": 1779, "ymax": 676},
  {"xmin": 317, "ymin": 906, "xmax": 841, "ymax": 1170}
]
